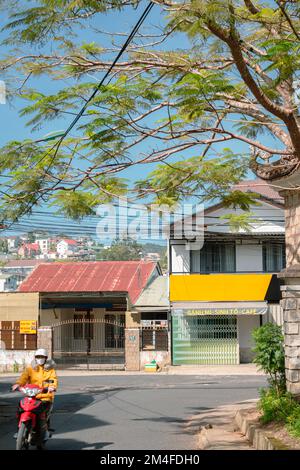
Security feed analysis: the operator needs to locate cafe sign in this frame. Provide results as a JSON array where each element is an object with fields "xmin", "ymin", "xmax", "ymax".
[
  {"xmin": 20, "ymin": 320, "xmax": 37, "ymax": 334},
  {"xmin": 173, "ymin": 307, "xmax": 268, "ymax": 316}
]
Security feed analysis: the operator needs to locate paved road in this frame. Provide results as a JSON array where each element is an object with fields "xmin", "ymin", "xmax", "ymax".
[{"xmin": 0, "ymin": 374, "xmax": 267, "ymax": 450}]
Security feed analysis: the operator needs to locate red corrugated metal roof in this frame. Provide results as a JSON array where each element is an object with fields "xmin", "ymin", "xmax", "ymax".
[
  {"xmin": 19, "ymin": 261, "xmax": 157, "ymax": 303},
  {"xmin": 5, "ymin": 260, "xmax": 50, "ymax": 268}
]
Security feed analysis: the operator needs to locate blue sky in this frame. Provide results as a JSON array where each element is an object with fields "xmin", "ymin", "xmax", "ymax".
[{"xmin": 0, "ymin": 1, "xmax": 272, "ymax": 241}]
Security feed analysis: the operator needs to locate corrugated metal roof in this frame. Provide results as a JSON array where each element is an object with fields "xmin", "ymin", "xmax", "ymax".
[
  {"xmin": 233, "ymin": 178, "xmax": 284, "ymax": 203},
  {"xmin": 134, "ymin": 276, "xmax": 169, "ymax": 310},
  {"xmin": 5, "ymin": 260, "xmax": 51, "ymax": 268},
  {"xmin": 19, "ymin": 261, "xmax": 157, "ymax": 303}
]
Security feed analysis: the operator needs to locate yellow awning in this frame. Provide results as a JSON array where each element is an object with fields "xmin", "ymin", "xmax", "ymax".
[{"xmin": 170, "ymin": 274, "xmax": 275, "ymax": 302}]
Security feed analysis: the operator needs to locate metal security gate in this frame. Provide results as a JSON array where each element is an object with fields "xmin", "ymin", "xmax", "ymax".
[
  {"xmin": 52, "ymin": 317, "xmax": 125, "ymax": 369},
  {"xmin": 172, "ymin": 315, "xmax": 239, "ymax": 365}
]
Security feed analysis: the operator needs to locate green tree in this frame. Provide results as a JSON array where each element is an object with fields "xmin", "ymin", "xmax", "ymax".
[
  {"xmin": 27, "ymin": 232, "xmax": 36, "ymax": 243},
  {"xmin": 98, "ymin": 238, "xmax": 143, "ymax": 261},
  {"xmin": 0, "ymin": 239, "xmax": 8, "ymax": 253},
  {"xmin": 252, "ymin": 322, "xmax": 286, "ymax": 395},
  {"xmin": 0, "ymin": 1, "xmax": 299, "ymax": 221}
]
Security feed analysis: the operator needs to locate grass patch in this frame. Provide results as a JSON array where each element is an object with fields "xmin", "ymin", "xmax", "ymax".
[{"xmin": 259, "ymin": 388, "xmax": 300, "ymax": 439}]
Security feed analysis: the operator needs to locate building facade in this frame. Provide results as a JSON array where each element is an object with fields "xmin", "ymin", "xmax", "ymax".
[
  {"xmin": 56, "ymin": 239, "xmax": 78, "ymax": 258},
  {"xmin": 169, "ymin": 179, "xmax": 285, "ymax": 365}
]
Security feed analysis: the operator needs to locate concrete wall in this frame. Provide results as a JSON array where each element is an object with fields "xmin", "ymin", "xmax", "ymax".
[
  {"xmin": 0, "ymin": 292, "xmax": 39, "ymax": 321},
  {"xmin": 171, "ymin": 243, "xmax": 190, "ymax": 273},
  {"xmin": 238, "ymin": 315, "xmax": 260, "ymax": 363},
  {"xmin": 264, "ymin": 304, "xmax": 283, "ymax": 326},
  {"xmin": 205, "ymin": 201, "xmax": 284, "ymax": 234},
  {"xmin": 236, "ymin": 244, "xmax": 263, "ymax": 272},
  {"xmin": 40, "ymin": 307, "xmax": 118, "ymax": 326},
  {"xmin": 0, "ymin": 349, "xmax": 35, "ymax": 372},
  {"xmin": 140, "ymin": 350, "xmax": 170, "ymax": 369}
]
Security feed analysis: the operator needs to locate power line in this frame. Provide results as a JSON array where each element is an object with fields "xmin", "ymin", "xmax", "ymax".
[{"xmin": 2, "ymin": 1, "xmax": 155, "ymax": 230}]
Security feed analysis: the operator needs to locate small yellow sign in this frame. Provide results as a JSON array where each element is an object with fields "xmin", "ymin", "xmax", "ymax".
[{"xmin": 20, "ymin": 320, "xmax": 37, "ymax": 335}]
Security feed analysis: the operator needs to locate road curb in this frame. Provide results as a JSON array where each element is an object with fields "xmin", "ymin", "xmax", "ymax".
[{"xmin": 234, "ymin": 410, "xmax": 290, "ymax": 450}]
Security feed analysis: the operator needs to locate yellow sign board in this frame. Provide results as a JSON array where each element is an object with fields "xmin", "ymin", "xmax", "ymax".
[
  {"xmin": 20, "ymin": 320, "xmax": 37, "ymax": 335},
  {"xmin": 170, "ymin": 274, "xmax": 273, "ymax": 302}
]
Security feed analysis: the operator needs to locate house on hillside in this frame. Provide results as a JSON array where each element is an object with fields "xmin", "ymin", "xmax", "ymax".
[
  {"xmin": 56, "ymin": 239, "xmax": 78, "ymax": 258},
  {"xmin": 18, "ymin": 243, "xmax": 40, "ymax": 259}
]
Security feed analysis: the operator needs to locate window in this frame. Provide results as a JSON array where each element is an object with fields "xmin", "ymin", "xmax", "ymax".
[
  {"xmin": 141, "ymin": 313, "xmax": 168, "ymax": 351},
  {"xmin": 263, "ymin": 243, "xmax": 286, "ymax": 272},
  {"xmin": 141, "ymin": 328, "xmax": 168, "ymax": 351},
  {"xmin": 191, "ymin": 243, "xmax": 236, "ymax": 273}
]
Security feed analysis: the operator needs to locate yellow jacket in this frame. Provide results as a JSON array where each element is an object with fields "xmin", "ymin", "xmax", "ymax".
[{"xmin": 16, "ymin": 359, "xmax": 58, "ymax": 402}]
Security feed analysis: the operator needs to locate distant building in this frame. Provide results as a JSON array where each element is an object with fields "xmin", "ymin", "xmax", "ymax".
[
  {"xmin": 7, "ymin": 236, "xmax": 20, "ymax": 251},
  {"xmin": 18, "ymin": 243, "xmax": 40, "ymax": 259},
  {"xmin": 57, "ymin": 239, "xmax": 78, "ymax": 258},
  {"xmin": 36, "ymin": 238, "xmax": 50, "ymax": 255},
  {"xmin": 1, "ymin": 259, "xmax": 51, "ymax": 278},
  {"xmin": 144, "ymin": 253, "xmax": 161, "ymax": 262},
  {"xmin": 0, "ymin": 273, "xmax": 26, "ymax": 291}
]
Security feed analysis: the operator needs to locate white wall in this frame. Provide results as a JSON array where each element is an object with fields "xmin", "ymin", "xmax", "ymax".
[
  {"xmin": 236, "ymin": 244, "xmax": 263, "ymax": 272},
  {"xmin": 171, "ymin": 243, "xmax": 190, "ymax": 273},
  {"xmin": 264, "ymin": 304, "xmax": 283, "ymax": 326},
  {"xmin": 238, "ymin": 315, "xmax": 260, "ymax": 348},
  {"xmin": 0, "ymin": 350, "xmax": 35, "ymax": 372},
  {"xmin": 204, "ymin": 201, "xmax": 284, "ymax": 234}
]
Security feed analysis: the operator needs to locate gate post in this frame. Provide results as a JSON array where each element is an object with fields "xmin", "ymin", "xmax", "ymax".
[
  {"xmin": 125, "ymin": 311, "xmax": 140, "ymax": 371},
  {"xmin": 278, "ymin": 190, "xmax": 300, "ymax": 400},
  {"xmin": 37, "ymin": 326, "xmax": 53, "ymax": 359}
]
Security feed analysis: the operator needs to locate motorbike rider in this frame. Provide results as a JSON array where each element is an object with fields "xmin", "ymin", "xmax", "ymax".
[{"xmin": 12, "ymin": 348, "xmax": 58, "ymax": 438}]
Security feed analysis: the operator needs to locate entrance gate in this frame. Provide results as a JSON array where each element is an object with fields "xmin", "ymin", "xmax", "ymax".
[
  {"xmin": 52, "ymin": 316, "xmax": 125, "ymax": 369},
  {"xmin": 172, "ymin": 315, "xmax": 239, "ymax": 365}
]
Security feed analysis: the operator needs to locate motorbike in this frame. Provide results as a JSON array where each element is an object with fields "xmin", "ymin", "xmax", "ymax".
[{"xmin": 15, "ymin": 381, "xmax": 54, "ymax": 450}]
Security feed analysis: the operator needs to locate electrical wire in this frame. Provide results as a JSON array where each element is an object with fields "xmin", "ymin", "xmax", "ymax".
[{"xmin": 1, "ymin": 1, "xmax": 155, "ymax": 231}]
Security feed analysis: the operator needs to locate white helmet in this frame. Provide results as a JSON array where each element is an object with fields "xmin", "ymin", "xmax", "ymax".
[{"xmin": 35, "ymin": 348, "xmax": 48, "ymax": 357}]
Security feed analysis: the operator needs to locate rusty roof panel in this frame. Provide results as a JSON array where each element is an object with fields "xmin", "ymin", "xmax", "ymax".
[{"xmin": 19, "ymin": 261, "xmax": 157, "ymax": 303}]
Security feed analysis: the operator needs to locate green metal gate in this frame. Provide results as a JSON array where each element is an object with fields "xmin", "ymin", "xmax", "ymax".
[{"xmin": 172, "ymin": 314, "xmax": 239, "ymax": 365}]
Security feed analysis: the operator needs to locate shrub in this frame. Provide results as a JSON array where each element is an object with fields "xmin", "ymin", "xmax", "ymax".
[
  {"xmin": 286, "ymin": 406, "xmax": 300, "ymax": 438},
  {"xmin": 258, "ymin": 388, "xmax": 298, "ymax": 424},
  {"xmin": 252, "ymin": 323, "xmax": 286, "ymax": 394}
]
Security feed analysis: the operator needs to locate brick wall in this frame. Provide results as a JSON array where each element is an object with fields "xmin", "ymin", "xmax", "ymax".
[{"xmin": 125, "ymin": 328, "xmax": 140, "ymax": 371}]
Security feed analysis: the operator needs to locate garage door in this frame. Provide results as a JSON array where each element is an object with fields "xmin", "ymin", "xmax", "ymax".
[{"xmin": 172, "ymin": 315, "xmax": 239, "ymax": 365}]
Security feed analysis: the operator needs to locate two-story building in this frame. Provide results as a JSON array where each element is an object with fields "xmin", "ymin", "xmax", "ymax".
[
  {"xmin": 169, "ymin": 179, "xmax": 285, "ymax": 365},
  {"xmin": 57, "ymin": 239, "xmax": 78, "ymax": 258}
]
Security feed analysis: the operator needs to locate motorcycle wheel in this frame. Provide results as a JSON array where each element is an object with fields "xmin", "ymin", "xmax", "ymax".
[{"xmin": 16, "ymin": 422, "xmax": 30, "ymax": 450}]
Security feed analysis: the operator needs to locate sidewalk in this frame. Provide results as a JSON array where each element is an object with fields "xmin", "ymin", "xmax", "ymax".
[
  {"xmin": 165, "ymin": 364, "xmax": 264, "ymax": 376},
  {"xmin": 185, "ymin": 400, "xmax": 258, "ymax": 450},
  {"xmin": 0, "ymin": 364, "xmax": 264, "ymax": 378}
]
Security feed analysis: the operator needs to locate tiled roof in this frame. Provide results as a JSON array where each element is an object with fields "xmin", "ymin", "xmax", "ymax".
[
  {"xmin": 58, "ymin": 239, "xmax": 77, "ymax": 245},
  {"xmin": 233, "ymin": 178, "xmax": 284, "ymax": 204}
]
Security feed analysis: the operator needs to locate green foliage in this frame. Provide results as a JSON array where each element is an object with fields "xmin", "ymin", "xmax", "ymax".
[
  {"xmin": 258, "ymin": 388, "xmax": 300, "ymax": 439},
  {"xmin": 258, "ymin": 388, "xmax": 298, "ymax": 424},
  {"xmin": 1, "ymin": 0, "xmax": 300, "ymax": 221},
  {"xmin": 252, "ymin": 323, "xmax": 286, "ymax": 394},
  {"xmin": 286, "ymin": 406, "xmax": 300, "ymax": 438}
]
